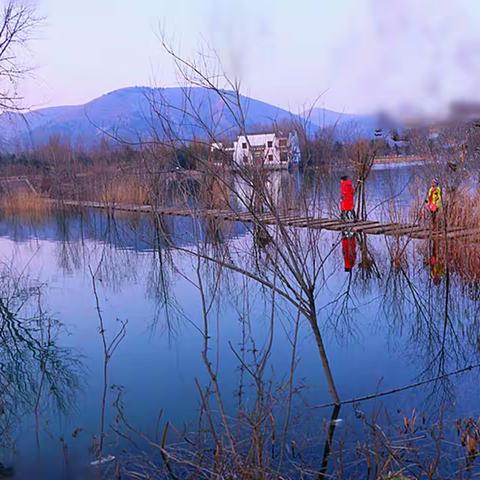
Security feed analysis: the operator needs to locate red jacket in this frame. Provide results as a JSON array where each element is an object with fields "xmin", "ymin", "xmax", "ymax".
[{"xmin": 340, "ymin": 179, "xmax": 355, "ymax": 211}]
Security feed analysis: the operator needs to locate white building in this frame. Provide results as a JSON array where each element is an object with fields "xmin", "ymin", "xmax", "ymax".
[
  {"xmin": 210, "ymin": 131, "xmax": 302, "ymax": 168},
  {"xmin": 232, "ymin": 132, "xmax": 300, "ymax": 167}
]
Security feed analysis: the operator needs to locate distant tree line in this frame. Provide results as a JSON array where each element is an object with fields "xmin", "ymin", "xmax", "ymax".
[{"xmin": 0, "ymin": 119, "xmax": 478, "ymax": 179}]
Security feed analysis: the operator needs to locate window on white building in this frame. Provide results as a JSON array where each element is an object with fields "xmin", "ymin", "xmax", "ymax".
[
  {"xmin": 267, "ymin": 141, "xmax": 273, "ymax": 148},
  {"xmin": 242, "ymin": 142, "xmax": 247, "ymax": 149}
]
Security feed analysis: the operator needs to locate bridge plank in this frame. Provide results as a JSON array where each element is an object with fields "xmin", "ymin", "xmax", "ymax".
[
  {"xmin": 275, "ymin": 215, "xmax": 310, "ymax": 224},
  {"xmin": 325, "ymin": 220, "xmax": 380, "ymax": 231},
  {"xmin": 310, "ymin": 219, "xmax": 345, "ymax": 228},
  {"xmin": 300, "ymin": 217, "xmax": 330, "ymax": 228},
  {"xmin": 284, "ymin": 217, "xmax": 316, "ymax": 226},
  {"xmin": 350, "ymin": 223, "xmax": 402, "ymax": 234},
  {"xmin": 443, "ymin": 228, "xmax": 480, "ymax": 239},
  {"xmin": 411, "ymin": 226, "xmax": 472, "ymax": 239},
  {"xmin": 263, "ymin": 215, "xmax": 303, "ymax": 224},
  {"xmin": 348, "ymin": 222, "xmax": 385, "ymax": 232}
]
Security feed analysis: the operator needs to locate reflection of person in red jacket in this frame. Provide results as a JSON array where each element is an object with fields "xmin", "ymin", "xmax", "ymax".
[
  {"xmin": 340, "ymin": 176, "xmax": 356, "ymax": 221},
  {"xmin": 341, "ymin": 232, "xmax": 357, "ymax": 272}
]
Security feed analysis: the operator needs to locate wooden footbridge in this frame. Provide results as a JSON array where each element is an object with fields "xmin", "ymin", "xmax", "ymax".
[{"xmin": 57, "ymin": 200, "xmax": 480, "ymax": 241}]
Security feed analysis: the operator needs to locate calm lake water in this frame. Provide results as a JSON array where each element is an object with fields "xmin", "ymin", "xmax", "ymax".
[{"xmin": 1, "ymin": 165, "xmax": 479, "ymax": 479}]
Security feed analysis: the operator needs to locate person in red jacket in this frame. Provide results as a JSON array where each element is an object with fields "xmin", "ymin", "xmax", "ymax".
[{"xmin": 340, "ymin": 175, "xmax": 356, "ymax": 221}]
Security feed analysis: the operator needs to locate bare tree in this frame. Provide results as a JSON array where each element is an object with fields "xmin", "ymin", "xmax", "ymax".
[
  {"xmin": 132, "ymin": 36, "xmax": 344, "ymax": 408},
  {"xmin": 0, "ymin": 0, "xmax": 41, "ymax": 111}
]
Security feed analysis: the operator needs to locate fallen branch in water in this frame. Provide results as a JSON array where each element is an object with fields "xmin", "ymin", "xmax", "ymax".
[{"xmin": 313, "ymin": 362, "xmax": 480, "ymax": 409}]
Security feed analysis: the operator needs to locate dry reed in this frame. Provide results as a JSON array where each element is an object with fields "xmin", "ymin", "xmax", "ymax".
[
  {"xmin": 99, "ymin": 177, "xmax": 149, "ymax": 205},
  {"xmin": 0, "ymin": 191, "xmax": 52, "ymax": 220}
]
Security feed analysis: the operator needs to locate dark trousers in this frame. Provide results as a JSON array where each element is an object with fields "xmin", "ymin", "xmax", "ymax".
[{"xmin": 341, "ymin": 209, "xmax": 356, "ymax": 221}]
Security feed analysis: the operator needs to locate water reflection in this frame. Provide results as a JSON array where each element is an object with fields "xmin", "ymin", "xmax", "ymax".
[
  {"xmin": 341, "ymin": 231, "xmax": 356, "ymax": 272},
  {"xmin": 0, "ymin": 262, "xmax": 81, "ymax": 465},
  {"xmin": 429, "ymin": 237, "xmax": 445, "ymax": 285},
  {"xmin": 0, "ymin": 166, "xmax": 480, "ymax": 477}
]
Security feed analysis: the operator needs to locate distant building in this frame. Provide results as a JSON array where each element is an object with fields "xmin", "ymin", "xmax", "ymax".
[
  {"xmin": 209, "ymin": 131, "xmax": 302, "ymax": 168},
  {"xmin": 231, "ymin": 131, "xmax": 301, "ymax": 167},
  {"xmin": 233, "ymin": 133, "xmax": 284, "ymax": 166}
]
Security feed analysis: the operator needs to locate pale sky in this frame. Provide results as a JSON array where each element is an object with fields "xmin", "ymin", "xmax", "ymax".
[{"xmin": 21, "ymin": 0, "xmax": 480, "ymax": 115}]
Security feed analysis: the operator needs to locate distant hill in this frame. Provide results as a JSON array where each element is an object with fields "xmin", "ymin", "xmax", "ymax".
[
  {"xmin": 0, "ymin": 88, "xmax": 399, "ymax": 149},
  {"xmin": 0, "ymin": 87, "xmax": 316, "ymax": 149}
]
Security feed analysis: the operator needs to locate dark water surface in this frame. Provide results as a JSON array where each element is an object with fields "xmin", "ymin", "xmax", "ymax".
[{"xmin": 1, "ymin": 165, "xmax": 479, "ymax": 479}]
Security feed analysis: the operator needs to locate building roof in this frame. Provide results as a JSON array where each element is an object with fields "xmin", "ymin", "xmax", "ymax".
[{"xmin": 236, "ymin": 133, "xmax": 276, "ymax": 146}]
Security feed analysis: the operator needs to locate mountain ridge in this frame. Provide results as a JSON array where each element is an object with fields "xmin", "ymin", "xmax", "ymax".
[{"xmin": 0, "ymin": 87, "xmax": 380, "ymax": 148}]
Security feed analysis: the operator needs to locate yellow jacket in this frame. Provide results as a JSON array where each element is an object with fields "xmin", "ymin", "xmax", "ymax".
[{"xmin": 427, "ymin": 186, "xmax": 442, "ymax": 208}]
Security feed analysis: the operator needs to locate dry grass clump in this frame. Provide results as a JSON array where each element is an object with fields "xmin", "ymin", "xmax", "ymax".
[
  {"xmin": 99, "ymin": 177, "xmax": 149, "ymax": 205},
  {"xmin": 438, "ymin": 190, "xmax": 480, "ymax": 283},
  {"xmin": 449, "ymin": 240, "xmax": 480, "ymax": 285},
  {"xmin": 0, "ymin": 191, "xmax": 51, "ymax": 220},
  {"xmin": 442, "ymin": 188, "xmax": 480, "ymax": 230}
]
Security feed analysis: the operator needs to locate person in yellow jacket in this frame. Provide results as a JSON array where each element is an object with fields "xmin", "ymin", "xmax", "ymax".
[{"xmin": 425, "ymin": 178, "xmax": 442, "ymax": 222}]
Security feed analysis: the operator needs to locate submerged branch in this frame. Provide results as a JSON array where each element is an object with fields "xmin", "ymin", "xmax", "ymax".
[{"xmin": 313, "ymin": 362, "xmax": 480, "ymax": 409}]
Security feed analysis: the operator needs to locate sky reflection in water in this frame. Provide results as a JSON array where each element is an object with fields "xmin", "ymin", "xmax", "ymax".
[{"xmin": 0, "ymin": 166, "xmax": 479, "ymax": 479}]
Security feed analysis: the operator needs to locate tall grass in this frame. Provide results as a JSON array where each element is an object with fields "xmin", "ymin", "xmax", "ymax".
[
  {"xmin": 444, "ymin": 188, "xmax": 480, "ymax": 230},
  {"xmin": 99, "ymin": 177, "xmax": 149, "ymax": 205},
  {"xmin": 438, "ymin": 189, "xmax": 480, "ymax": 283},
  {"xmin": 0, "ymin": 191, "xmax": 51, "ymax": 220}
]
